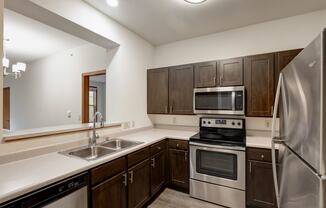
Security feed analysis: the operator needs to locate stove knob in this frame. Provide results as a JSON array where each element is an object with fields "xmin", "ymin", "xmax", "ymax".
[
  {"xmin": 238, "ymin": 122, "xmax": 241, "ymax": 126},
  {"xmin": 208, "ymin": 121, "xmax": 211, "ymax": 124},
  {"xmin": 232, "ymin": 122, "xmax": 235, "ymax": 125},
  {"xmin": 203, "ymin": 121, "xmax": 206, "ymax": 124}
]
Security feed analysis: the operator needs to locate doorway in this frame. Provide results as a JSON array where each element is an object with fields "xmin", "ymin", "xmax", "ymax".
[
  {"xmin": 82, "ymin": 70, "xmax": 106, "ymax": 123},
  {"xmin": 3, "ymin": 87, "xmax": 10, "ymax": 129}
]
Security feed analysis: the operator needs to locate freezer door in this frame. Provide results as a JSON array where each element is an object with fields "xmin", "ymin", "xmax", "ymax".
[
  {"xmin": 277, "ymin": 144, "xmax": 324, "ymax": 208},
  {"xmin": 280, "ymin": 31, "xmax": 325, "ymax": 174}
]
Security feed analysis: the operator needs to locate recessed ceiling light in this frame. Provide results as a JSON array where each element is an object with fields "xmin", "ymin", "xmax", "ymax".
[
  {"xmin": 106, "ymin": 0, "xmax": 119, "ymax": 7},
  {"xmin": 184, "ymin": 0, "xmax": 207, "ymax": 4}
]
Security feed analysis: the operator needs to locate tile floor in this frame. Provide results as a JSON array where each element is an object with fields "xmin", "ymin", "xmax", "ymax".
[{"xmin": 148, "ymin": 188, "xmax": 223, "ymax": 208}]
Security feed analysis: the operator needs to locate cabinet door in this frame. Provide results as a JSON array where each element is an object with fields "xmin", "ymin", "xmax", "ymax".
[
  {"xmin": 150, "ymin": 150, "xmax": 166, "ymax": 196},
  {"xmin": 92, "ymin": 172, "xmax": 127, "ymax": 208},
  {"xmin": 244, "ymin": 54, "xmax": 275, "ymax": 117},
  {"xmin": 168, "ymin": 149, "xmax": 189, "ymax": 191},
  {"xmin": 247, "ymin": 161, "xmax": 277, "ymax": 208},
  {"xmin": 128, "ymin": 159, "xmax": 150, "ymax": 208},
  {"xmin": 274, "ymin": 49, "xmax": 302, "ymax": 123},
  {"xmin": 275, "ymin": 49, "xmax": 302, "ymax": 89},
  {"xmin": 220, "ymin": 58, "xmax": 243, "ymax": 86},
  {"xmin": 147, "ymin": 68, "xmax": 169, "ymax": 114},
  {"xmin": 194, "ymin": 61, "xmax": 218, "ymax": 88},
  {"xmin": 169, "ymin": 65, "xmax": 194, "ymax": 115}
]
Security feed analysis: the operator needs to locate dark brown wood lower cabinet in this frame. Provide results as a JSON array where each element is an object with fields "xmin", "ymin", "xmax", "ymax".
[
  {"xmin": 247, "ymin": 160, "xmax": 277, "ymax": 208},
  {"xmin": 92, "ymin": 172, "xmax": 127, "ymax": 208},
  {"xmin": 168, "ymin": 148, "xmax": 189, "ymax": 191},
  {"xmin": 128, "ymin": 159, "xmax": 150, "ymax": 208},
  {"xmin": 150, "ymin": 150, "xmax": 166, "ymax": 196}
]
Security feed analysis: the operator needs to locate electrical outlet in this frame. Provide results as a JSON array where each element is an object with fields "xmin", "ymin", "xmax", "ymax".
[
  {"xmin": 265, "ymin": 120, "xmax": 271, "ymax": 128},
  {"xmin": 172, "ymin": 117, "xmax": 177, "ymax": 124},
  {"xmin": 67, "ymin": 110, "xmax": 72, "ymax": 118},
  {"xmin": 123, "ymin": 122, "xmax": 130, "ymax": 129}
]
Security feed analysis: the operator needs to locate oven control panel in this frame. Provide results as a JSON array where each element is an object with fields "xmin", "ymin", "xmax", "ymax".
[{"xmin": 201, "ymin": 118, "xmax": 244, "ymax": 129}]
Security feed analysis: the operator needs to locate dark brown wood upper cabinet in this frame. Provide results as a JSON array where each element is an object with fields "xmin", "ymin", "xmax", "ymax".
[
  {"xmin": 244, "ymin": 53, "xmax": 275, "ymax": 117},
  {"xmin": 150, "ymin": 150, "xmax": 166, "ymax": 196},
  {"xmin": 92, "ymin": 172, "xmax": 127, "ymax": 208},
  {"xmin": 128, "ymin": 159, "xmax": 150, "ymax": 208},
  {"xmin": 194, "ymin": 61, "xmax": 218, "ymax": 88},
  {"xmin": 275, "ymin": 49, "xmax": 302, "ymax": 90},
  {"xmin": 219, "ymin": 58, "xmax": 244, "ymax": 86},
  {"xmin": 169, "ymin": 65, "xmax": 194, "ymax": 115},
  {"xmin": 147, "ymin": 68, "xmax": 169, "ymax": 114}
]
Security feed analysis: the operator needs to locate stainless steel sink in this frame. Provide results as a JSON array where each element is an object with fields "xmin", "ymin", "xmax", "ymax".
[
  {"xmin": 60, "ymin": 146, "xmax": 116, "ymax": 161},
  {"xmin": 100, "ymin": 138, "xmax": 143, "ymax": 150}
]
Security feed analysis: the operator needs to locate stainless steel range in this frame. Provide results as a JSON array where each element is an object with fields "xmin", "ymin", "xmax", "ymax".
[{"xmin": 189, "ymin": 117, "xmax": 246, "ymax": 208}]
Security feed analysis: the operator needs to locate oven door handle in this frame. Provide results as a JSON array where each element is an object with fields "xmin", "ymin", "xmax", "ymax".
[{"xmin": 189, "ymin": 141, "xmax": 245, "ymax": 152}]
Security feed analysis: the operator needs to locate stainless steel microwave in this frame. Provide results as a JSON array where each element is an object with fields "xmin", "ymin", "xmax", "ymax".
[{"xmin": 193, "ymin": 86, "xmax": 245, "ymax": 115}]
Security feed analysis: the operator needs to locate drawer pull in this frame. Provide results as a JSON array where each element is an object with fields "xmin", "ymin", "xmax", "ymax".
[
  {"xmin": 122, "ymin": 173, "xmax": 127, "ymax": 186},
  {"xmin": 129, "ymin": 171, "xmax": 134, "ymax": 184},
  {"xmin": 151, "ymin": 158, "xmax": 156, "ymax": 168},
  {"xmin": 157, "ymin": 146, "xmax": 162, "ymax": 150},
  {"xmin": 176, "ymin": 144, "xmax": 180, "ymax": 147},
  {"xmin": 261, "ymin": 154, "xmax": 265, "ymax": 159}
]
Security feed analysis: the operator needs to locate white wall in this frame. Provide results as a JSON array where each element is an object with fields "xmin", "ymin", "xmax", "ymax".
[
  {"xmin": 29, "ymin": 0, "xmax": 155, "ymax": 128},
  {"xmin": 152, "ymin": 9, "xmax": 326, "ymax": 68},
  {"xmin": 4, "ymin": 44, "xmax": 108, "ymax": 131}
]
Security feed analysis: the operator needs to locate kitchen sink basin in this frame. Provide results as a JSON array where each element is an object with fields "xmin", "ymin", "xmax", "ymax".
[
  {"xmin": 60, "ymin": 146, "xmax": 116, "ymax": 161},
  {"xmin": 100, "ymin": 138, "xmax": 143, "ymax": 150}
]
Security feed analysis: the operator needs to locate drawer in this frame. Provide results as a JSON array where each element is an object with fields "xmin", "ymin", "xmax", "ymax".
[
  {"xmin": 247, "ymin": 147, "xmax": 278, "ymax": 163},
  {"xmin": 150, "ymin": 140, "xmax": 166, "ymax": 156},
  {"xmin": 168, "ymin": 139, "xmax": 188, "ymax": 150},
  {"xmin": 127, "ymin": 147, "xmax": 150, "ymax": 168},
  {"xmin": 91, "ymin": 157, "xmax": 126, "ymax": 186}
]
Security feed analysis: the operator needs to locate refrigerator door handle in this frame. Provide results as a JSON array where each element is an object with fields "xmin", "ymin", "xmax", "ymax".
[{"xmin": 271, "ymin": 73, "xmax": 283, "ymax": 208}]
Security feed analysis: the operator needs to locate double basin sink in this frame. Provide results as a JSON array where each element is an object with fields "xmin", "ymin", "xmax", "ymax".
[{"xmin": 60, "ymin": 138, "xmax": 143, "ymax": 161}]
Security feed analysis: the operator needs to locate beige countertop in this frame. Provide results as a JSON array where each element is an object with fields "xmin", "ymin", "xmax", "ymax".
[
  {"xmin": 0, "ymin": 128, "xmax": 275, "ymax": 204},
  {"xmin": 0, "ymin": 128, "xmax": 196, "ymax": 204},
  {"xmin": 246, "ymin": 136, "xmax": 276, "ymax": 149}
]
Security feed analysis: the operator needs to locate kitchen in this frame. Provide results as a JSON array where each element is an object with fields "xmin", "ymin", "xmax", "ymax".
[{"xmin": 0, "ymin": 0, "xmax": 325, "ymax": 208}]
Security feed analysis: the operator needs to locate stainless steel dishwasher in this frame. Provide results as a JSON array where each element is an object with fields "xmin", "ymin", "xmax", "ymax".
[{"xmin": 0, "ymin": 172, "xmax": 88, "ymax": 208}]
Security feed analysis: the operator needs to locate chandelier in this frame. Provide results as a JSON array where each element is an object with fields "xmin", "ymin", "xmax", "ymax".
[{"xmin": 3, "ymin": 38, "xmax": 27, "ymax": 79}]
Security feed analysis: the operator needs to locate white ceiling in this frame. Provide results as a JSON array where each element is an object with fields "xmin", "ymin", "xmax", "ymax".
[
  {"xmin": 4, "ymin": 9, "xmax": 88, "ymax": 63},
  {"xmin": 84, "ymin": 0, "xmax": 326, "ymax": 45}
]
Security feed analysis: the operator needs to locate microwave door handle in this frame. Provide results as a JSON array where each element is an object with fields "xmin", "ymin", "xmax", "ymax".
[{"xmin": 232, "ymin": 91, "xmax": 236, "ymax": 111}]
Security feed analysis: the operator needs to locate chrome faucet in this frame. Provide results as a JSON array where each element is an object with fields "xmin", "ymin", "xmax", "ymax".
[{"xmin": 90, "ymin": 112, "xmax": 104, "ymax": 147}]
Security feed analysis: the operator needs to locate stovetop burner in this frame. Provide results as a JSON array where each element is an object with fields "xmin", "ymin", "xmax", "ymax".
[{"xmin": 190, "ymin": 117, "xmax": 246, "ymax": 147}]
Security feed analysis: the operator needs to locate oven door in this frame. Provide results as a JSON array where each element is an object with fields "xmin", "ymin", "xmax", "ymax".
[
  {"xmin": 193, "ymin": 86, "xmax": 245, "ymax": 115},
  {"xmin": 190, "ymin": 142, "xmax": 245, "ymax": 190}
]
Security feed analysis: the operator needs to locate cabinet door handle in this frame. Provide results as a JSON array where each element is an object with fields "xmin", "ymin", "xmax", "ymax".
[
  {"xmin": 184, "ymin": 152, "xmax": 187, "ymax": 161},
  {"xmin": 170, "ymin": 105, "xmax": 173, "ymax": 113},
  {"xmin": 271, "ymin": 105, "xmax": 274, "ymax": 115},
  {"xmin": 165, "ymin": 106, "xmax": 168, "ymax": 113},
  {"xmin": 249, "ymin": 161, "xmax": 252, "ymax": 173},
  {"xmin": 122, "ymin": 173, "xmax": 127, "ymax": 186},
  {"xmin": 151, "ymin": 158, "xmax": 155, "ymax": 168},
  {"xmin": 129, "ymin": 171, "xmax": 134, "ymax": 184}
]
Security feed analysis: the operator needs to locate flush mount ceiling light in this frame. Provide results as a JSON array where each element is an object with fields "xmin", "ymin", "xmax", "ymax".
[
  {"xmin": 106, "ymin": 0, "xmax": 119, "ymax": 7},
  {"xmin": 184, "ymin": 0, "xmax": 207, "ymax": 4}
]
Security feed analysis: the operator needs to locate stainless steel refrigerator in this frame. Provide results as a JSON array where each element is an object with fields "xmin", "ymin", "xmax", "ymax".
[{"xmin": 271, "ymin": 29, "xmax": 326, "ymax": 208}]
